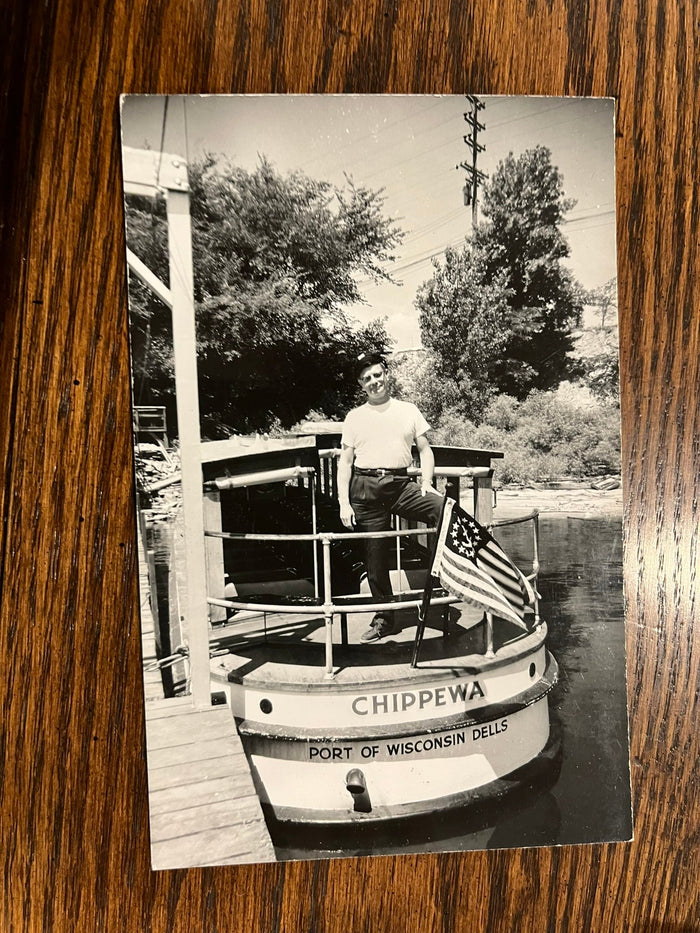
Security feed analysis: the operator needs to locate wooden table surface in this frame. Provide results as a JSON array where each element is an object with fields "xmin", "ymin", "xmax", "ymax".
[{"xmin": 1, "ymin": 1, "xmax": 698, "ymax": 930}]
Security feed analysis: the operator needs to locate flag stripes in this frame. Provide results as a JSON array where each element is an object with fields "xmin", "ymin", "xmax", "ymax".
[
  {"xmin": 475, "ymin": 555, "xmax": 524, "ymax": 603},
  {"xmin": 430, "ymin": 498, "xmax": 530, "ymax": 630},
  {"xmin": 441, "ymin": 551, "xmax": 525, "ymax": 628},
  {"xmin": 445, "ymin": 548, "xmax": 524, "ymax": 610}
]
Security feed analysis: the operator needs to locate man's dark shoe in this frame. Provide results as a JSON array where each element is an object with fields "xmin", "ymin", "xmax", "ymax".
[{"xmin": 360, "ymin": 615, "xmax": 398, "ymax": 643}]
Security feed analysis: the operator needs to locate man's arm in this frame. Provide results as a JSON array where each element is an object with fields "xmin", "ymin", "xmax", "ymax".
[
  {"xmin": 415, "ymin": 434, "xmax": 436, "ymax": 496},
  {"xmin": 337, "ymin": 444, "xmax": 356, "ymax": 528}
]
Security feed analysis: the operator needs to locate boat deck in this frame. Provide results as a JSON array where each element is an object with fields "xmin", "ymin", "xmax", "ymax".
[
  {"xmin": 210, "ymin": 603, "xmax": 543, "ymax": 688},
  {"xmin": 145, "ymin": 700, "xmax": 277, "ymax": 868}
]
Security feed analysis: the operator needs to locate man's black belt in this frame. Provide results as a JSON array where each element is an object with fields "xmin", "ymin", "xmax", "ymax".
[{"xmin": 353, "ymin": 467, "xmax": 409, "ymax": 477}]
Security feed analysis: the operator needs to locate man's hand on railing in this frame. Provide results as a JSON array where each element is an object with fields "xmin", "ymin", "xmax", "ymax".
[{"xmin": 339, "ymin": 502, "xmax": 356, "ymax": 529}]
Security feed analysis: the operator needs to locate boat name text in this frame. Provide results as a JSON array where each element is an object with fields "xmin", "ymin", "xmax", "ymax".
[{"xmin": 351, "ymin": 680, "xmax": 485, "ymax": 716}]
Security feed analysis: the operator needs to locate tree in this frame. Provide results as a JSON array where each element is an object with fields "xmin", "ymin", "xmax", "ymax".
[
  {"xmin": 125, "ymin": 156, "xmax": 402, "ymax": 436},
  {"xmin": 472, "ymin": 145, "xmax": 584, "ymax": 398},
  {"xmin": 390, "ymin": 347, "xmax": 462, "ymax": 426},
  {"xmin": 578, "ymin": 277, "xmax": 620, "ymax": 402},
  {"xmin": 196, "ymin": 286, "xmax": 392, "ymax": 434},
  {"xmin": 587, "ymin": 277, "xmax": 618, "ymax": 329},
  {"xmin": 414, "ymin": 245, "xmax": 511, "ymax": 421},
  {"xmin": 412, "ymin": 147, "xmax": 584, "ymax": 420}
]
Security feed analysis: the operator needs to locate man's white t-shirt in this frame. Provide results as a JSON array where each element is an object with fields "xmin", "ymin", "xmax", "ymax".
[{"xmin": 341, "ymin": 398, "xmax": 430, "ymax": 469}]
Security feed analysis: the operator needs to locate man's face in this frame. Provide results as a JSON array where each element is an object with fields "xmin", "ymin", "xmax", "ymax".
[{"xmin": 359, "ymin": 363, "xmax": 389, "ymax": 402}]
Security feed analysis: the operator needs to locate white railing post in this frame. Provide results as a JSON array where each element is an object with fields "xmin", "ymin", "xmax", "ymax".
[
  {"xmin": 395, "ymin": 515, "xmax": 403, "ymax": 593},
  {"xmin": 322, "ymin": 537, "xmax": 334, "ymax": 678},
  {"xmin": 311, "ymin": 473, "xmax": 319, "ymax": 598},
  {"xmin": 532, "ymin": 513, "xmax": 541, "ymax": 625},
  {"xmin": 485, "ymin": 612, "xmax": 495, "ymax": 657}
]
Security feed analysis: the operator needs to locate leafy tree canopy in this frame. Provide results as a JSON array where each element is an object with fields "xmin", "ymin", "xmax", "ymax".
[
  {"xmin": 472, "ymin": 145, "xmax": 585, "ymax": 396},
  {"xmin": 391, "ymin": 348, "xmax": 461, "ymax": 427},
  {"xmin": 415, "ymin": 246, "xmax": 511, "ymax": 421},
  {"xmin": 125, "ymin": 156, "xmax": 402, "ymax": 436},
  {"xmin": 415, "ymin": 146, "xmax": 585, "ymax": 416}
]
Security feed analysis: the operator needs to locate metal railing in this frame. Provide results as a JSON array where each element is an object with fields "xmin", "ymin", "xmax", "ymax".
[
  {"xmin": 204, "ymin": 511, "xmax": 541, "ymax": 677},
  {"xmin": 490, "ymin": 508, "xmax": 541, "ymax": 628}
]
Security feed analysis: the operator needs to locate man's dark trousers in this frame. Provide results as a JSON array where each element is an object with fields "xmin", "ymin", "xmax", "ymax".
[{"xmin": 350, "ymin": 474, "xmax": 443, "ymax": 624}]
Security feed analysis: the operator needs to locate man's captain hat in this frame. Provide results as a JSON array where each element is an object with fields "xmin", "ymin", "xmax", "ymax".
[{"xmin": 355, "ymin": 350, "xmax": 387, "ymax": 379}]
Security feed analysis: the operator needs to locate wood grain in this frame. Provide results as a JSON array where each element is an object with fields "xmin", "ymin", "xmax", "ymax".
[{"xmin": 1, "ymin": 0, "xmax": 698, "ymax": 930}]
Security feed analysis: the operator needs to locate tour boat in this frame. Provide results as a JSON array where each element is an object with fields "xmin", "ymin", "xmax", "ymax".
[{"xmin": 202, "ymin": 434, "xmax": 560, "ymax": 826}]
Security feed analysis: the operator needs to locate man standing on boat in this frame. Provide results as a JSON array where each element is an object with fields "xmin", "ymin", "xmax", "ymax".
[{"xmin": 338, "ymin": 352, "xmax": 443, "ymax": 643}]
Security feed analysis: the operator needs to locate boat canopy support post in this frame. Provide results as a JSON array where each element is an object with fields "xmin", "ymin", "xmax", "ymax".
[
  {"xmin": 473, "ymin": 469, "xmax": 494, "ymax": 525},
  {"xmin": 126, "ymin": 248, "xmax": 173, "ymax": 308},
  {"xmin": 204, "ymin": 489, "xmax": 226, "ymax": 624}
]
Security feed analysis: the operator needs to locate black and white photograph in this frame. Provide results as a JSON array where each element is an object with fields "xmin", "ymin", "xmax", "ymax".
[{"xmin": 120, "ymin": 94, "xmax": 631, "ymax": 870}]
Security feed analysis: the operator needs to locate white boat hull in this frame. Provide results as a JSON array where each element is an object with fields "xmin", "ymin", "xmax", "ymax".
[
  {"xmin": 211, "ymin": 627, "xmax": 558, "ymax": 824},
  {"xmin": 249, "ymin": 697, "xmax": 554, "ymax": 823}
]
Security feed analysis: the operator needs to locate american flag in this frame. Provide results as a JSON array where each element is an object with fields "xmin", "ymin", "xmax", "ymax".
[{"xmin": 430, "ymin": 498, "xmax": 534, "ymax": 629}]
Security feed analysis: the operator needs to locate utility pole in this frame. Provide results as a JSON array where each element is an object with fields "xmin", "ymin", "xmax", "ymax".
[{"xmin": 456, "ymin": 95, "xmax": 487, "ymax": 231}]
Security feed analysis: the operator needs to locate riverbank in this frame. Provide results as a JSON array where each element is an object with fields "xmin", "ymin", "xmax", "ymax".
[{"xmin": 493, "ymin": 481, "xmax": 623, "ymax": 520}]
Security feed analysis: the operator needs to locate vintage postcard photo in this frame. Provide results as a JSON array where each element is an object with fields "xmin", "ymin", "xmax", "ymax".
[{"xmin": 119, "ymin": 94, "xmax": 631, "ymax": 869}]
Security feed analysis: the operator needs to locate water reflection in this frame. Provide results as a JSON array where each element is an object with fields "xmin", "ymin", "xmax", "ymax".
[{"xmin": 273, "ymin": 514, "xmax": 632, "ymax": 859}]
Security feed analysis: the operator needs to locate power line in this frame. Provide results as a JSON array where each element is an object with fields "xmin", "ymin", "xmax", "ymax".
[
  {"xmin": 302, "ymin": 98, "xmax": 448, "ymax": 171},
  {"xmin": 359, "ymin": 211, "xmax": 617, "ymax": 289},
  {"xmin": 401, "ymin": 207, "xmax": 466, "ymax": 245},
  {"xmin": 357, "ymin": 236, "xmax": 467, "ymax": 287},
  {"xmin": 486, "ymin": 100, "xmax": 571, "ymax": 130},
  {"xmin": 564, "ymin": 209, "xmax": 616, "ymax": 225},
  {"xmin": 565, "ymin": 220, "xmax": 616, "ymax": 234}
]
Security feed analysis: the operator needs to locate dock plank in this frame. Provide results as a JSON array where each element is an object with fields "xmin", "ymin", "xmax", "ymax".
[
  {"xmin": 151, "ymin": 800, "xmax": 264, "ymax": 842},
  {"xmin": 148, "ymin": 753, "xmax": 248, "ymax": 791},
  {"xmin": 152, "ymin": 822, "xmax": 276, "ymax": 870},
  {"xmin": 146, "ymin": 715, "xmax": 238, "ymax": 750},
  {"xmin": 149, "ymin": 772, "xmax": 263, "ymax": 815},
  {"xmin": 149, "ymin": 797, "xmax": 265, "ymax": 842},
  {"xmin": 145, "ymin": 701, "xmax": 276, "ymax": 867},
  {"xmin": 148, "ymin": 736, "xmax": 247, "ymax": 770}
]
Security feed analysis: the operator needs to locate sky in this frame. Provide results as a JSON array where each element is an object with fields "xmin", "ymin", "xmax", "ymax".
[{"xmin": 121, "ymin": 95, "xmax": 617, "ymax": 350}]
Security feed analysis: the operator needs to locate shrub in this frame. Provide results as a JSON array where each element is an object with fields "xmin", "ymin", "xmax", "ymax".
[
  {"xmin": 498, "ymin": 449, "xmax": 569, "ymax": 484},
  {"xmin": 481, "ymin": 395, "xmax": 521, "ymax": 432},
  {"xmin": 432, "ymin": 387, "xmax": 620, "ymax": 482},
  {"xmin": 428, "ymin": 407, "xmax": 478, "ymax": 448}
]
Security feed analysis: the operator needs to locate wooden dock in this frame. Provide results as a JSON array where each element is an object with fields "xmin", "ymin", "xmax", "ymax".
[
  {"xmin": 145, "ymin": 700, "xmax": 277, "ymax": 869},
  {"xmin": 139, "ymin": 525, "xmax": 276, "ymax": 868}
]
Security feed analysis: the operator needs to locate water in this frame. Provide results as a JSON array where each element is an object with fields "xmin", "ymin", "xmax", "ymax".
[{"xmin": 274, "ymin": 514, "xmax": 632, "ymax": 859}]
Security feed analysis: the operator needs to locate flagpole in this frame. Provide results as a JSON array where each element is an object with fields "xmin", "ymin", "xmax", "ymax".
[{"xmin": 410, "ymin": 493, "xmax": 449, "ymax": 668}]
